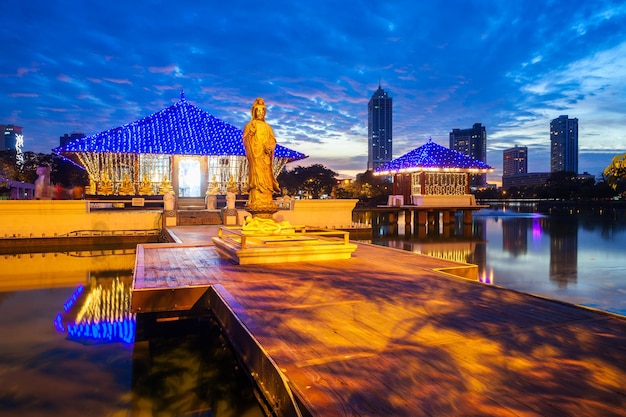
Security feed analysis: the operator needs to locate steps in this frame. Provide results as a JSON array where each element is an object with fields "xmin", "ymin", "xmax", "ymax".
[
  {"xmin": 176, "ymin": 197, "xmax": 206, "ymax": 210},
  {"xmin": 176, "ymin": 197, "xmax": 222, "ymax": 225}
]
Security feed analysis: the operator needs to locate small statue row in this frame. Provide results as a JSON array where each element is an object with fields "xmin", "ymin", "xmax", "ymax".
[{"xmin": 89, "ymin": 172, "xmax": 173, "ymax": 196}]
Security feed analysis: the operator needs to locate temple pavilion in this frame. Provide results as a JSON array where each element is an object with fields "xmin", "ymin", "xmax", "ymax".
[
  {"xmin": 53, "ymin": 92, "xmax": 307, "ymax": 198},
  {"xmin": 374, "ymin": 138, "xmax": 493, "ymax": 209}
]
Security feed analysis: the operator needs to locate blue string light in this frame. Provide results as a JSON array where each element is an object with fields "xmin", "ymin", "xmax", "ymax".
[
  {"xmin": 375, "ymin": 138, "xmax": 493, "ymax": 175},
  {"xmin": 53, "ymin": 97, "xmax": 307, "ymax": 161}
]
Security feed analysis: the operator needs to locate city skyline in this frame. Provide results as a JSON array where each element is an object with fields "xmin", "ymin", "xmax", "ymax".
[{"xmin": 1, "ymin": 1, "xmax": 626, "ymax": 184}]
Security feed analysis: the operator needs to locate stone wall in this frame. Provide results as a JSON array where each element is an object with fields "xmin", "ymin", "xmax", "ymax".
[{"xmin": 0, "ymin": 200, "xmax": 163, "ymax": 238}]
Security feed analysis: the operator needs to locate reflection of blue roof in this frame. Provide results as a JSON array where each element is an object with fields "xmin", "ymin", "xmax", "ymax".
[
  {"xmin": 375, "ymin": 138, "xmax": 493, "ymax": 174},
  {"xmin": 53, "ymin": 95, "xmax": 307, "ymax": 161}
]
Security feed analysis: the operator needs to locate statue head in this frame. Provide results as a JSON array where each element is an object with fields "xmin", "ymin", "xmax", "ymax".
[{"xmin": 250, "ymin": 98, "xmax": 266, "ymax": 121}]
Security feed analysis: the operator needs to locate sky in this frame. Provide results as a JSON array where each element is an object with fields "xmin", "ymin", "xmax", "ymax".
[{"xmin": 2, "ymin": 0, "xmax": 626, "ymax": 184}]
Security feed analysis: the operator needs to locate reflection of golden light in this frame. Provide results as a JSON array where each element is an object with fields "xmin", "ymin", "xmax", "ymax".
[
  {"xmin": 75, "ymin": 277, "xmax": 133, "ymax": 325},
  {"xmin": 479, "ymin": 269, "xmax": 494, "ymax": 285},
  {"xmin": 415, "ymin": 249, "xmax": 473, "ymax": 265}
]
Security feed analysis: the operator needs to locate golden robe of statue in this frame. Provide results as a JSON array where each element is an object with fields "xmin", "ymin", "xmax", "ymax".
[{"xmin": 243, "ymin": 98, "xmax": 280, "ymax": 212}]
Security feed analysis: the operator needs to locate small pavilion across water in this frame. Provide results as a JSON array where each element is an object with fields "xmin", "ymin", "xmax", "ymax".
[{"xmin": 374, "ymin": 138, "xmax": 493, "ymax": 225}]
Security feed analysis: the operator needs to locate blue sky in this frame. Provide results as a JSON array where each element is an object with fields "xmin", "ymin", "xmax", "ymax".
[{"xmin": 2, "ymin": 0, "xmax": 626, "ymax": 184}]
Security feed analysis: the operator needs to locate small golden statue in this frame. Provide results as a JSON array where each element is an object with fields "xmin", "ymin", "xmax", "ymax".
[
  {"xmin": 139, "ymin": 173, "xmax": 154, "ymax": 195},
  {"xmin": 226, "ymin": 175, "xmax": 238, "ymax": 194},
  {"xmin": 118, "ymin": 172, "xmax": 135, "ymax": 195},
  {"xmin": 98, "ymin": 172, "xmax": 113, "ymax": 195},
  {"xmin": 207, "ymin": 175, "xmax": 220, "ymax": 195},
  {"xmin": 158, "ymin": 174, "xmax": 173, "ymax": 195},
  {"xmin": 86, "ymin": 177, "xmax": 96, "ymax": 195}
]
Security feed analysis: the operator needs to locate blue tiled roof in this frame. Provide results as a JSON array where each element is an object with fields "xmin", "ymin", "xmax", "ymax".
[
  {"xmin": 375, "ymin": 139, "xmax": 492, "ymax": 174},
  {"xmin": 53, "ymin": 97, "xmax": 307, "ymax": 161}
]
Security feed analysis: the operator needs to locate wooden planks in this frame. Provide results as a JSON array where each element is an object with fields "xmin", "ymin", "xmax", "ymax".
[{"xmin": 133, "ymin": 227, "xmax": 626, "ymax": 416}]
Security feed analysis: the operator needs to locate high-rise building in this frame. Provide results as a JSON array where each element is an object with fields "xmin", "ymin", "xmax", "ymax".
[
  {"xmin": 550, "ymin": 115, "xmax": 578, "ymax": 173},
  {"xmin": 449, "ymin": 123, "xmax": 487, "ymax": 188},
  {"xmin": 368, "ymin": 85, "xmax": 392, "ymax": 171},
  {"xmin": 1, "ymin": 124, "xmax": 23, "ymax": 151},
  {"xmin": 503, "ymin": 145, "xmax": 528, "ymax": 177}
]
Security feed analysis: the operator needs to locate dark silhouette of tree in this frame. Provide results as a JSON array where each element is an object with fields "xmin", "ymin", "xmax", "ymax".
[
  {"xmin": 277, "ymin": 164, "xmax": 338, "ymax": 199},
  {"xmin": 343, "ymin": 170, "xmax": 392, "ymax": 206},
  {"xmin": 604, "ymin": 153, "xmax": 626, "ymax": 196},
  {"xmin": 0, "ymin": 150, "xmax": 88, "ymax": 189}
]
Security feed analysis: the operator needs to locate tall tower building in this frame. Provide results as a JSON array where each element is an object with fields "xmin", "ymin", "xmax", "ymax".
[
  {"xmin": 1, "ymin": 124, "xmax": 23, "ymax": 151},
  {"xmin": 502, "ymin": 145, "xmax": 528, "ymax": 177},
  {"xmin": 367, "ymin": 85, "xmax": 392, "ymax": 171},
  {"xmin": 449, "ymin": 123, "xmax": 487, "ymax": 188},
  {"xmin": 550, "ymin": 115, "xmax": 578, "ymax": 173}
]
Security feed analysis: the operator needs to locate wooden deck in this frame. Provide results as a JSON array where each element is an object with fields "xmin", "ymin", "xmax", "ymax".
[{"xmin": 132, "ymin": 226, "xmax": 626, "ymax": 417}]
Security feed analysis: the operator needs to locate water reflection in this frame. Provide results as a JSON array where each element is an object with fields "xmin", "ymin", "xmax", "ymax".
[
  {"xmin": 354, "ymin": 205, "xmax": 626, "ymax": 316},
  {"xmin": 0, "ymin": 246, "xmax": 264, "ymax": 417}
]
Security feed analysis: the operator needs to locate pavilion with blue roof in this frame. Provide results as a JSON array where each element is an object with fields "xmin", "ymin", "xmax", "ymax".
[
  {"xmin": 54, "ymin": 92, "xmax": 307, "ymax": 198},
  {"xmin": 374, "ymin": 138, "xmax": 492, "ymax": 212}
]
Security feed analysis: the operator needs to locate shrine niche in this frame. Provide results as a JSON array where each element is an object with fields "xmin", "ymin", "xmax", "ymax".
[{"xmin": 53, "ymin": 92, "xmax": 306, "ymax": 198}]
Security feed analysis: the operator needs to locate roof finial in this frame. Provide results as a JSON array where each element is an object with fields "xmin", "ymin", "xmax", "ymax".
[{"xmin": 180, "ymin": 89, "xmax": 185, "ymax": 101}]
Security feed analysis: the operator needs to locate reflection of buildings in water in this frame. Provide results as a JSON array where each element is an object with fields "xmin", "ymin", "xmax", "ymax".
[
  {"xmin": 55, "ymin": 273, "xmax": 135, "ymax": 344},
  {"xmin": 549, "ymin": 218, "xmax": 578, "ymax": 287},
  {"xmin": 501, "ymin": 217, "xmax": 528, "ymax": 256}
]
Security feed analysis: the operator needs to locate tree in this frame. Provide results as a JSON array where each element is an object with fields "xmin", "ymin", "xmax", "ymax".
[
  {"xmin": 277, "ymin": 164, "xmax": 338, "ymax": 199},
  {"xmin": 603, "ymin": 153, "xmax": 626, "ymax": 196},
  {"xmin": 342, "ymin": 170, "xmax": 392, "ymax": 206}
]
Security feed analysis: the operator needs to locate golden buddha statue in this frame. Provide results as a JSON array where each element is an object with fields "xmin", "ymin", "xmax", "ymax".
[
  {"xmin": 226, "ymin": 175, "xmax": 238, "ymax": 194},
  {"xmin": 138, "ymin": 173, "xmax": 154, "ymax": 195},
  {"xmin": 98, "ymin": 172, "xmax": 113, "ymax": 196},
  {"xmin": 158, "ymin": 174, "xmax": 173, "ymax": 195},
  {"xmin": 118, "ymin": 172, "xmax": 135, "ymax": 195},
  {"xmin": 86, "ymin": 177, "xmax": 96, "ymax": 195}
]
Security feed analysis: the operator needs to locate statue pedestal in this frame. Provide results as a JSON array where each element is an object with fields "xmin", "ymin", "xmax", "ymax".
[
  {"xmin": 212, "ymin": 223, "xmax": 357, "ymax": 265},
  {"xmin": 246, "ymin": 201, "xmax": 279, "ymax": 220}
]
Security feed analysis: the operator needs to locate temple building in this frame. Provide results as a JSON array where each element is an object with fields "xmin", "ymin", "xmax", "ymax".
[
  {"xmin": 374, "ymin": 138, "xmax": 492, "ymax": 208},
  {"xmin": 53, "ymin": 92, "xmax": 307, "ymax": 199}
]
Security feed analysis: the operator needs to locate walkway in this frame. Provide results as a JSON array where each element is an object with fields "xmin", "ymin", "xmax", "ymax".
[{"xmin": 132, "ymin": 225, "xmax": 626, "ymax": 417}]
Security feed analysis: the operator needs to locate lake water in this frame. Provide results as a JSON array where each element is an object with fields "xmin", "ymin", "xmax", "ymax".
[
  {"xmin": 357, "ymin": 202, "xmax": 626, "ymax": 317},
  {"xmin": 0, "ymin": 248, "xmax": 264, "ymax": 417}
]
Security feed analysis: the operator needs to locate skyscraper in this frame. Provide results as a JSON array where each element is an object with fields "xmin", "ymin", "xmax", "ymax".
[
  {"xmin": 449, "ymin": 123, "xmax": 487, "ymax": 188},
  {"xmin": 550, "ymin": 115, "xmax": 578, "ymax": 174},
  {"xmin": 367, "ymin": 85, "xmax": 392, "ymax": 171},
  {"xmin": 1, "ymin": 124, "xmax": 23, "ymax": 151},
  {"xmin": 502, "ymin": 145, "xmax": 528, "ymax": 177}
]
